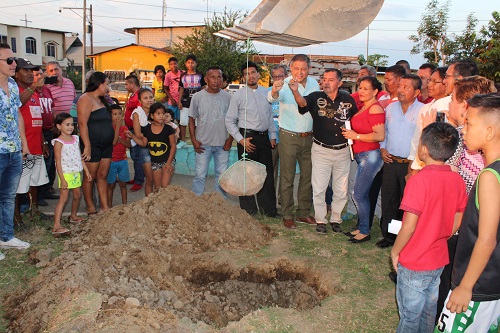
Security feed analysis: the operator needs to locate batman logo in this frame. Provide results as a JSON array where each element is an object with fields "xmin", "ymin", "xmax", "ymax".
[{"xmin": 148, "ymin": 141, "xmax": 168, "ymax": 156}]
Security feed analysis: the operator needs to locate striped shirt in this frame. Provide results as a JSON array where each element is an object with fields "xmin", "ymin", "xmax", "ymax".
[{"xmin": 47, "ymin": 77, "xmax": 76, "ymax": 115}]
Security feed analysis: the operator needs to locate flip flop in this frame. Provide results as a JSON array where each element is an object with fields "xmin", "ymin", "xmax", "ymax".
[
  {"xmin": 52, "ymin": 227, "xmax": 71, "ymax": 238},
  {"xmin": 86, "ymin": 211, "xmax": 98, "ymax": 216},
  {"xmin": 68, "ymin": 216, "xmax": 85, "ymax": 224}
]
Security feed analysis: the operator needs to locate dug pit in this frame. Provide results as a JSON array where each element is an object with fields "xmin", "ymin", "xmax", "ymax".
[{"xmin": 4, "ymin": 187, "xmax": 333, "ymax": 332}]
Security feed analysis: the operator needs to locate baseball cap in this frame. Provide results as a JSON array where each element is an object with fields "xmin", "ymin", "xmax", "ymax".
[{"xmin": 15, "ymin": 58, "xmax": 40, "ymax": 71}]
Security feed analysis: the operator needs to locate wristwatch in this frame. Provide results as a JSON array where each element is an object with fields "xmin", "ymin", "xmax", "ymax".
[{"xmin": 356, "ymin": 134, "xmax": 360, "ymax": 140}]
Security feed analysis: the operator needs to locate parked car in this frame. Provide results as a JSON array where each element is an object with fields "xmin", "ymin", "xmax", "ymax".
[{"xmin": 109, "ymin": 82, "xmax": 129, "ymax": 105}]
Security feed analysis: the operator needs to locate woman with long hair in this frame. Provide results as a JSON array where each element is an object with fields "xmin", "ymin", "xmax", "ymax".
[{"xmin": 77, "ymin": 71, "xmax": 114, "ymax": 214}]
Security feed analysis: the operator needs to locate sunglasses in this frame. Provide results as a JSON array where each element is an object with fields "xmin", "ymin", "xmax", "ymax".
[{"xmin": 0, "ymin": 57, "xmax": 17, "ymax": 65}]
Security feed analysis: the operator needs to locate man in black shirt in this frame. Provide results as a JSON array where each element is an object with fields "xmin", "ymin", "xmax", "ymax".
[{"xmin": 289, "ymin": 69, "xmax": 357, "ymax": 234}]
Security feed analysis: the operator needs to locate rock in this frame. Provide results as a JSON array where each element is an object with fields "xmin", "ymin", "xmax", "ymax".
[
  {"xmin": 125, "ymin": 297, "xmax": 140, "ymax": 308},
  {"xmin": 174, "ymin": 275, "xmax": 183, "ymax": 283},
  {"xmin": 159, "ymin": 290, "xmax": 176, "ymax": 302},
  {"xmin": 174, "ymin": 300, "xmax": 184, "ymax": 309},
  {"xmin": 36, "ymin": 248, "xmax": 54, "ymax": 263},
  {"xmin": 108, "ymin": 296, "xmax": 121, "ymax": 305}
]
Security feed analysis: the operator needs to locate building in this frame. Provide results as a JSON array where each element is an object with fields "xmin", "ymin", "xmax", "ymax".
[
  {"xmin": 0, "ymin": 23, "xmax": 69, "ymax": 67},
  {"xmin": 124, "ymin": 25, "xmax": 204, "ymax": 50},
  {"xmin": 89, "ymin": 44, "xmax": 173, "ymax": 84}
]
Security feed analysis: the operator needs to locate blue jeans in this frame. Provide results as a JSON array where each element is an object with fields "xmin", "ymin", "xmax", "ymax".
[
  {"xmin": 0, "ymin": 152, "xmax": 22, "ymax": 242},
  {"xmin": 130, "ymin": 144, "xmax": 146, "ymax": 185},
  {"xmin": 353, "ymin": 149, "xmax": 383, "ymax": 235},
  {"xmin": 396, "ymin": 264, "xmax": 443, "ymax": 333},
  {"xmin": 192, "ymin": 146, "xmax": 228, "ymax": 197}
]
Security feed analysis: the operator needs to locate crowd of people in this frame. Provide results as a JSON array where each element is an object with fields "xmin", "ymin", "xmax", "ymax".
[{"xmin": 1, "ymin": 41, "xmax": 499, "ymax": 332}]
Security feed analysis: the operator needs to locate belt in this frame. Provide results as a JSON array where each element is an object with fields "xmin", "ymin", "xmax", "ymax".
[
  {"xmin": 239, "ymin": 128, "xmax": 268, "ymax": 136},
  {"xmin": 280, "ymin": 128, "xmax": 313, "ymax": 137},
  {"xmin": 313, "ymin": 138, "xmax": 348, "ymax": 150},
  {"xmin": 391, "ymin": 155, "xmax": 410, "ymax": 163}
]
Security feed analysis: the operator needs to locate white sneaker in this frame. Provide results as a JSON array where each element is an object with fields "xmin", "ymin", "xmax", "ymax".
[
  {"xmin": 0, "ymin": 237, "xmax": 31, "ymax": 249},
  {"xmin": 0, "ymin": 251, "xmax": 5, "ymax": 260}
]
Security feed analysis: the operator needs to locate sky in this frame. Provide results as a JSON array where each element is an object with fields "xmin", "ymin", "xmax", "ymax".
[{"xmin": 1, "ymin": 0, "xmax": 498, "ymax": 69}]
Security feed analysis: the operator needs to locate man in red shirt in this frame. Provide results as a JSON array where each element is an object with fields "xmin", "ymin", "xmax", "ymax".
[{"xmin": 14, "ymin": 59, "xmax": 50, "ymax": 222}]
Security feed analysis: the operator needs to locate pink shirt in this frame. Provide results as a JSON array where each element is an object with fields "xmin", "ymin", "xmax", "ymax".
[
  {"xmin": 47, "ymin": 77, "xmax": 76, "ymax": 116},
  {"xmin": 163, "ymin": 70, "xmax": 183, "ymax": 105}
]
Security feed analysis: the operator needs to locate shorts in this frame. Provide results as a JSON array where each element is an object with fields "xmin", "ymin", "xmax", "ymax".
[
  {"xmin": 151, "ymin": 160, "xmax": 175, "ymax": 172},
  {"xmin": 58, "ymin": 172, "xmax": 82, "ymax": 189},
  {"xmin": 107, "ymin": 160, "xmax": 130, "ymax": 183},
  {"xmin": 139, "ymin": 146, "xmax": 151, "ymax": 164},
  {"xmin": 168, "ymin": 105, "xmax": 180, "ymax": 121},
  {"xmin": 81, "ymin": 141, "xmax": 113, "ymax": 163},
  {"xmin": 180, "ymin": 107, "xmax": 189, "ymax": 126},
  {"xmin": 435, "ymin": 292, "xmax": 500, "ymax": 333},
  {"xmin": 17, "ymin": 155, "xmax": 49, "ymax": 194}
]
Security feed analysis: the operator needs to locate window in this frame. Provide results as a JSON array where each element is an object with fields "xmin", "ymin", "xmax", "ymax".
[
  {"xmin": 11, "ymin": 37, "xmax": 17, "ymax": 53},
  {"xmin": 0, "ymin": 35, "xmax": 7, "ymax": 44},
  {"xmin": 46, "ymin": 42, "xmax": 56, "ymax": 57},
  {"xmin": 25, "ymin": 37, "xmax": 36, "ymax": 54}
]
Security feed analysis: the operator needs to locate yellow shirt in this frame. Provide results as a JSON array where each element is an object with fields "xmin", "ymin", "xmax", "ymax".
[{"xmin": 152, "ymin": 79, "xmax": 166, "ymax": 103}]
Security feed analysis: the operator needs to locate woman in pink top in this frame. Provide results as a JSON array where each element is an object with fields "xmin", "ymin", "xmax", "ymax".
[{"xmin": 342, "ymin": 76, "xmax": 386, "ymax": 243}]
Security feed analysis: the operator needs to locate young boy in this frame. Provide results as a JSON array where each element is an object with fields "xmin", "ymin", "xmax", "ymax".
[
  {"xmin": 391, "ymin": 122, "xmax": 468, "ymax": 333},
  {"xmin": 107, "ymin": 105, "xmax": 131, "ymax": 207},
  {"xmin": 178, "ymin": 54, "xmax": 204, "ymax": 146},
  {"xmin": 435, "ymin": 93, "xmax": 500, "ymax": 333}
]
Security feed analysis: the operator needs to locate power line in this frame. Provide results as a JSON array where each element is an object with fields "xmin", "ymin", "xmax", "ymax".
[
  {"xmin": 93, "ymin": 14, "xmax": 204, "ymax": 24},
  {"xmin": 104, "ymin": 0, "xmax": 223, "ymax": 14},
  {"xmin": 2, "ymin": 0, "xmax": 59, "ymax": 9}
]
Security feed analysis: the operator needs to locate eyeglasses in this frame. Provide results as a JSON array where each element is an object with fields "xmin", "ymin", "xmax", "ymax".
[
  {"xmin": 272, "ymin": 75, "xmax": 285, "ymax": 80},
  {"xmin": 0, "ymin": 57, "xmax": 17, "ymax": 65}
]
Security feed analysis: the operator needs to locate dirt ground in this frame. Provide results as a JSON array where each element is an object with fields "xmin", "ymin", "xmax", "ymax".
[{"xmin": 3, "ymin": 186, "xmax": 337, "ymax": 333}]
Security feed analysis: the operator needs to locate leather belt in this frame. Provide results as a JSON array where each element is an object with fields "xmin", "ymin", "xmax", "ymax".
[
  {"xmin": 240, "ymin": 128, "xmax": 268, "ymax": 136},
  {"xmin": 280, "ymin": 128, "xmax": 313, "ymax": 137},
  {"xmin": 391, "ymin": 155, "xmax": 410, "ymax": 163},
  {"xmin": 313, "ymin": 138, "xmax": 348, "ymax": 150}
]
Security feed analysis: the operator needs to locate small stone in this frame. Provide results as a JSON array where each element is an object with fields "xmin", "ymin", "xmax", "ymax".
[
  {"xmin": 36, "ymin": 248, "xmax": 54, "ymax": 263},
  {"xmin": 108, "ymin": 296, "xmax": 121, "ymax": 305},
  {"xmin": 174, "ymin": 276, "xmax": 183, "ymax": 283},
  {"xmin": 125, "ymin": 297, "xmax": 140, "ymax": 308},
  {"xmin": 174, "ymin": 300, "xmax": 184, "ymax": 309}
]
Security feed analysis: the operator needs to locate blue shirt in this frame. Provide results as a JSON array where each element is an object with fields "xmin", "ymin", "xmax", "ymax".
[
  {"xmin": 268, "ymin": 76, "xmax": 320, "ymax": 133},
  {"xmin": 380, "ymin": 99, "xmax": 423, "ymax": 158},
  {"xmin": 0, "ymin": 77, "xmax": 22, "ymax": 153}
]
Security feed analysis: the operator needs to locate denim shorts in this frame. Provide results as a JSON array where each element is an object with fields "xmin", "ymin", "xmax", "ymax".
[
  {"xmin": 138, "ymin": 146, "xmax": 151, "ymax": 164},
  {"xmin": 107, "ymin": 159, "xmax": 131, "ymax": 183}
]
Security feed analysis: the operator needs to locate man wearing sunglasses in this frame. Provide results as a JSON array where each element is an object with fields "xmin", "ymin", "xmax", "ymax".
[{"xmin": 0, "ymin": 44, "xmax": 31, "ymax": 260}]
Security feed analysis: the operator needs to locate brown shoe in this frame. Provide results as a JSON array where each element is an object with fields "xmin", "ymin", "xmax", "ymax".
[
  {"xmin": 296, "ymin": 216, "xmax": 316, "ymax": 225},
  {"xmin": 283, "ymin": 219, "xmax": 297, "ymax": 229}
]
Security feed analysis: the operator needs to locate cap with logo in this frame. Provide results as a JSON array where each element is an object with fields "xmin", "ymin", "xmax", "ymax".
[{"xmin": 15, "ymin": 58, "xmax": 40, "ymax": 71}]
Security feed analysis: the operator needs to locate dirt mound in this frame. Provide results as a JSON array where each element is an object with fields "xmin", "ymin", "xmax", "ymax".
[{"xmin": 4, "ymin": 186, "xmax": 330, "ymax": 332}]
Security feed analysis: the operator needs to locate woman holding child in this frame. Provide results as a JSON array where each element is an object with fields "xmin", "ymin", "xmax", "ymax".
[{"xmin": 342, "ymin": 76, "xmax": 385, "ymax": 243}]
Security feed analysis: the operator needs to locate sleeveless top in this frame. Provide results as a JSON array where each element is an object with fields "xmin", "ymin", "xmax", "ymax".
[
  {"xmin": 452, "ymin": 159, "xmax": 500, "ymax": 301},
  {"xmin": 87, "ymin": 107, "xmax": 114, "ymax": 148},
  {"xmin": 51, "ymin": 135, "xmax": 83, "ymax": 173},
  {"xmin": 351, "ymin": 102, "xmax": 385, "ymax": 154}
]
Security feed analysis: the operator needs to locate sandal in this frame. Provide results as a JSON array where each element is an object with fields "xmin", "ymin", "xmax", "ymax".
[
  {"xmin": 68, "ymin": 216, "xmax": 85, "ymax": 224},
  {"xmin": 52, "ymin": 227, "xmax": 71, "ymax": 238},
  {"xmin": 86, "ymin": 211, "xmax": 98, "ymax": 216}
]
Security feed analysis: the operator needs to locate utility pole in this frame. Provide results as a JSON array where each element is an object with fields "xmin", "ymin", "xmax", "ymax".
[
  {"xmin": 366, "ymin": 25, "xmax": 370, "ymax": 61},
  {"xmin": 162, "ymin": 0, "xmax": 166, "ymax": 28},
  {"xmin": 60, "ymin": 3, "xmax": 91, "ymax": 92},
  {"xmin": 20, "ymin": 14, "xmax": 32, "ymax": 27},
  {"xmin": 90, "ymin": 4, "xmax": 94, "ymax": 70}
]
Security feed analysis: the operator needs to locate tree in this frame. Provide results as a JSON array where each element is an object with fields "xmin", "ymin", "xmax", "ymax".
[
  {"xmin": 170, "ymin": 8, "xmax": 257, "ymax": 83},
  {"xmin": 476, "ymin": 11, "xmax": 500, "ymax": 82},
  {"xmin": 449, "ymin": 13, "xmax": 480, "ymax": 62},
  {"xmin": 409, "ymin": 0, "xmax": 453, "ymax": 65},
  {"xmin": 358, "ymin": 53, "xmax": 389, "ymax": 71}
]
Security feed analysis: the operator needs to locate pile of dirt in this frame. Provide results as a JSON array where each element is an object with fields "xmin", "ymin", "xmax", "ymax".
[{"xmin": 3, "ymin": 186, "xmax": 331, "ymax": 332}]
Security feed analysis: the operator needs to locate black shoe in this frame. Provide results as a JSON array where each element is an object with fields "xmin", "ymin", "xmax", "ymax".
[
  {"xmin": 37, "ymin": 198, "xmax": 49, "ymax": 206},
  {"xmin": 316, "ymin": 223, "xmax": 327, "ymax": 234},
  {"xmin": 330, "ymin": 222, "xmax": 343, "ymax": 233},
  {"xmin": 376, "ymin": 239, "xmax": 394, "ymax": 248},
  {"xmin": 40, "ymin": 192, "xmax": 60, "ymax": 200},
  {"xmin": 388, "ymin": 271, "xmax": 397, "ymax": 284},
  {"xmin": 348, "ymin": 234, "xmax": 371, "ymax": 243},
  {"xmin": 344, "ymin": 231, "xmax": 356, "ymax": 237}
]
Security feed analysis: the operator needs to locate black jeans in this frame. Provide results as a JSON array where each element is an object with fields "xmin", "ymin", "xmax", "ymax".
[
  {"xmin": 237, "ymin": 132, "xmax": 277, "ymax": 217},
  {"xmin": 380, "ymin": 161, "xmax": 408, "ymax": 242}
]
